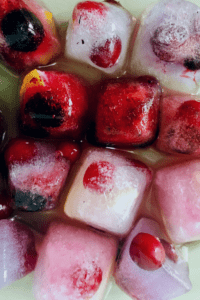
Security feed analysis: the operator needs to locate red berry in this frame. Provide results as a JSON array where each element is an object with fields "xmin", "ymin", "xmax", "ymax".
[
  {"xmin": 5, "ymin": 139, "xmax": 37, "ymax": 165},
  {"xmin": 71, "ymin": 262, "xmax": 102, "ymax": 296},
  {"xmin": 83, "ymin": 161, "xmax": 115, "ymax": 194},
  {"xmin": 73, "ymin": 1, "xmax": 107, "ymax": 20},
  {"xmin": 175, "ymin": 100, "xmax": 200, "ymax": 126},
  {"xmin": 0, "ymin": 191, "xmax": 13, "ymax": 219},
  {"xmin": 160, "ymin": 239, "xmax": 178, "ymax": 263},
  {"xmin": 90, "ymin": 36, "xmax": 122, "ymax": 68},
  {"xmin": 129, "ymin": 232, "xmax": 165, "ymax": 271},
  {"xmin": 56, "ymin": 142, "xmax": 81, "ymax": 163}
]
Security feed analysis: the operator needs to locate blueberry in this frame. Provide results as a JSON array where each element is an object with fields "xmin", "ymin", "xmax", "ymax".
[
  {"xmin": 24, "ymin": 92, "xmax": 64, "ymax": 128},
  {"xmin": 14, "ymin": 190, "xmax": 47, "ymax": 211},
  {"xmin": 184, "ymin": 58, "xmax": 200, "ymax": 71},
  {"xmin": 1, "ymin": 8, "xmax": 44, "ymax": 52}
]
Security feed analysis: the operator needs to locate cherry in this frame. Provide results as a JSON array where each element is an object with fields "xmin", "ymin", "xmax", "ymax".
[
  {"xmin": 175, "ymin": 100, "xmax": 200, "ymax": 126},
  {"xmin": 160, "ymin": 239, "xmax": 178, "ymax": 263},
  {"xmin": 90, "ymin": 36, "xmax": 122, "ymax": 68},
  {"xmin": 83, "ymin": 160, "xmax": 115, "ymax": 194},
  {"xmin": 71, "ymin": 262, "xmax": 102, "ymax": 296},
  {"xmin": 129, "ymin": 232, "xmax": 165, "ymax": 271},
  {"xmin": 56, "ymin": 142, "xmax": 81, "ymax": 163},
  {"xmin": 5, "ymin": 139, "xmax": 37, "ymax": 165}
]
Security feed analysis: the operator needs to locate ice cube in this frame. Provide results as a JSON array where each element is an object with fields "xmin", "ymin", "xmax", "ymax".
[
  {"xmin": 94, "ymin": 76, "xmax": 161, "ymax": 147},
  {"xmin": 0, "ymin": 0, "xmax": 61, "ymax": 73},
  {"xmin": 5, "ymin": 138, "xmax": 72, "ymax": 211},
  {"xmin": 65, "ymin": 0, "xmax": 136, "ymax": 75},
  {"xmin": 156, "ymin": 95, "xmax": 200, "ymax": 155},
  {"xmin": 64, "ymin": 147, "xmax": 152, "ymax": 235},
  {"xmin": 33, "ymin": 221, "xmax": 117, "ymax": 300},
  {"xmin": 114, "ymin": 218, "xmax": 192, "ymax": 300},
  {"xmin": 19, "ymin": 69, "xmax": 89, "ymax": 139},
  {"xmin": 0, "ymin": 218, "xmax": 37, "ymax": 290},
  {"xmin": 154, "ymin": 159, "xmax": 200, "ymax": 243},
  {"xmin": 130, "ymin": 0, "xmax": 200, "ymax": 94}
]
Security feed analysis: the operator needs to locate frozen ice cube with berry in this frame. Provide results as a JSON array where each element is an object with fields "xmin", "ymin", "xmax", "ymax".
[
  {"xmin": 94, "ymin": 76, "xmax": 161, "ymax": 147},
  {"xmin": 130, "ymin": 0, "xmax": 200, "ymax": 94},
  {"xmin": 0, "ymin": 218, "xmax": 37, "ymax": 290},
  {"xmin": 156, "ymin": 95, "xmax": 200, "ymax": 155},
  {"xmin": 65, "ymin": 0, "xmax": 136, "ymax": 75},
  {"xmin": 33, "ymin": 221, "xmax": 117, "ymax": 300},
  {"xmin": 19, "ymin": 69, "xmax": 89, "ymax": 139},
  {"xmin": 4, "ymin": 138, "xmax": 78, "ymax": 211},
  {"xmin": 0, "ymin": 0, "xmax": 61, "ymax": 72},
  {"xmin": 64, "ymin": 147, "xmax": 152, "ymax": 235},
  {"xmin": 114, "ymin": 218, "xmax": 192, "ymax": 300},
  {"xmin": 154, "ymin": 159, "xmax": 200, "ymax": 243}
]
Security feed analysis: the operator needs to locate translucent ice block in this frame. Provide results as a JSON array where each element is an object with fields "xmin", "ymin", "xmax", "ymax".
[
  {"xmin": 33, "ymin": 222, "xmax": 117, "ymax": 300},
  {"xmin": 114, "ymin": 218, "xmax": 192, "ymax": 300},
  {"xmin": 0, "ymin": 218, "xmax": 37, "ymax": 290},
  {"xmin": 156, "ymin": 95, "xmax": 200, "ymax": 155},
  {"xmin": 65, "ymin": 0, "xmax": 136, "ymax": 75},
  {"xmin": 130, "ymin": 0, "xmax": 200, "ymax": 94},
  {"xmin": 154, "ymin": 159, "xmax": 200, "ymax": 243},
  {"xmin": 0, "ymin": 0, "xmax": 61, "ymax": 72},
  {"xmin": 64, "ymin": 147, "xmax": 152, "ymax": 235},
  {"xmin": 19, "ymin": 69, "xmax": 89, "ymax": 139},
  {"xmin": 5, "ymin": 138, "xmax": 71, "ymax": 211}
]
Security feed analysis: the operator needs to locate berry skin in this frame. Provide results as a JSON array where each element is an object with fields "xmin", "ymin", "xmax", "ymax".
[
  {"xmin": 2, "ymin": 9, "xmax": 44, "ymax": 52},
  {"xmin": 95, "ymin": 76, "xmax": 161, "ymax": 147},
  {"xmin": 129, "ymin": 232, "xmax": 166, "ymax": 271},
  {"xmin": 90, "ymin": 36, "xmax": 122, "ymax": 68},
  {"xmin": 71, "ymin": 262, "xmax": 102, "ymax": 296},
  {"xmin": 4, "ymin": 139, "xmax": 37, "ymax": 166},
  {"xmin": 56, "ymin": 142, "xmax": 81, "ymax": 164},
  {"xmin": 83, "ymin": 161, "xmax": 115, "ymax": 194}
]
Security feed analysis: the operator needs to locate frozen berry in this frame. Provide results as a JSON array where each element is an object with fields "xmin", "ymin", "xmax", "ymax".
[
  {"xmin": 83, "ymin": 160, "xmax": 115, "ymax": 194},
  {"xmin": 56, "ymin": 142, "xmax": 81, "ymax": 163},
  {"xmin": 90, "ymin": 36, "xmax": 122, "ymax": 68},
  {"xmin": 71, "ymin": 262, "xmax": 102, "ymax": 296},
  {"xmin": 129, "ymin": 232, "xmax": 165, "ymax": 271},
  {"xmin": 0, "ymin": 191, "xmax": 13, "ymax": 219},
  {"xmin": 5, "ymin": 139, "xmax": 37, "ymax": 165},
  {"xmin": 2, "ymin": 9, "xmax": 44, "ymax": 52}
]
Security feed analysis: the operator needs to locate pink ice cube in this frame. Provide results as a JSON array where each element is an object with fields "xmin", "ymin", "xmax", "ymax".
[
  {"xmin": 0, "ymin": 219, "xmax": 37, "ymax": 289},
  {"xmin": 33, "ymin": 222, "xmax": 117, "ymax": 300},
  {"xmin": 154, "ymin": 159, "xmax": 200, "ymax": 243},
  {"xmin": 156, "ymin": 95, "xmax": 200, "ymax": 155},
  {"xmin": 64, "ymin": 147, "xmax": 152, "ymax": 236},
  {"xmin": 114, "ymin": 218, "xmax": 192, "ymax": 300},
  {"xmin": 65, "ymin": 0, "xmax": 136, "ymax": 75},
  {"xmin": 130, "ymin": 0, "xmax": 200, "ymax": 94},
  {"xmin": 5, "ymin": 139, "xmax": 71, "ymax": 211}
]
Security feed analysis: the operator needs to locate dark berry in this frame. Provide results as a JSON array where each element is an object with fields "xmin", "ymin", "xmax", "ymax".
[
  {"xmin": 13, "ymin": 190, "xmax": 47, "ymax": 212},
  {"xmin": 1, "ymin": 9, "xmax": 44, "ymax": 52},
  {"xmin": 0, "ymin": 191, "xmax": 13, "ymax": 219},
  {"xmin": 184, "ymin": 58, "xmax": 200, "ymax": 71},
  {"xmin": 24, "ymin": 92, "xmax": 65, "ymax": 128}
]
